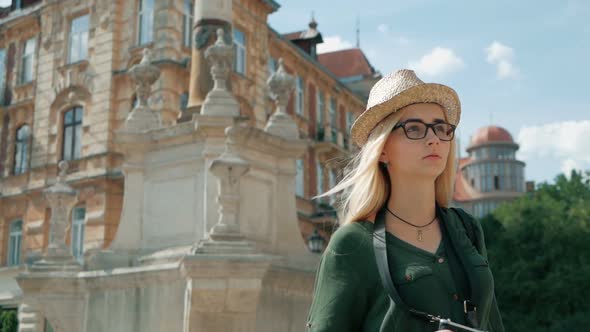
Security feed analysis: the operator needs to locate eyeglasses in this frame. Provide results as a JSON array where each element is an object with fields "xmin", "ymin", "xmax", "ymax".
[{"xmin": 392, "ymin": 119, "xmax": 456, "ymax": 141}]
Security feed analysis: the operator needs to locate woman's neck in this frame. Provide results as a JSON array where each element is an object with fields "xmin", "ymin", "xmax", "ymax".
[{"xmin": 386, "ymin": 174, "xmax": 437, "ymax": 226}]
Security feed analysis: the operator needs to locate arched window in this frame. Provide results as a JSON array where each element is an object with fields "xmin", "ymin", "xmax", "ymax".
[
  {"xmin": 13, "ymin": 124, "xmax": 30, "ymax": 175},
  {"xmin": 62, "ymin": 107, "xmax": 83, "ymax": 161}
]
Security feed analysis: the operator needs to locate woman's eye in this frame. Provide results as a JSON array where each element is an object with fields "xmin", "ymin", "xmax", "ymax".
[{"xmin": 407, "ymin": 125, "xmax": 420, "ymax": 132}]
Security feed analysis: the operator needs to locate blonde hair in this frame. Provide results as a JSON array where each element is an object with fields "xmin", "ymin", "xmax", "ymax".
[{"xmin": 313, "ymin": 106, "xmax": 457, "ymax": 225}]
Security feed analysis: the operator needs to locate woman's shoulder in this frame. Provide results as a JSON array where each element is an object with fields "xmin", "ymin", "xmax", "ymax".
[
  {"xmin": 326, "ymin": 219, "xmax": 375, "ymax": 256},
  {"xmin": 446, "ymin": 207, "xmax": 484, "ymax": 232}
]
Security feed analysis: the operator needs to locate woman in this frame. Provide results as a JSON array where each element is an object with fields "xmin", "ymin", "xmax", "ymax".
[{"xmin": 306, "ymin": 69, "xmax": 505, "ymax": 331}]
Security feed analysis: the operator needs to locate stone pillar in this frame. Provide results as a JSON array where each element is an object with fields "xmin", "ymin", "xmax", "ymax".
[
  {"xmin": 194, "ymin": 122, "xmax": 255, "ymax": 254},
  {"xmin": 264, "ymin": 58, "xmax": 299, "ymax": 140},
  {"xmin": 150, "ymin": 0, "xmax": 182, "ymax": 126},
  {"xmin": 182, "ymin": 0, "xmax": 233, "ymax": 121},
  {"xmin": 30, "ymin": 161, "xmax": 80, "ymax": 272},
  {"xmin": 125, "ymin": 48, "xmax": 162, "ymax": 133}
]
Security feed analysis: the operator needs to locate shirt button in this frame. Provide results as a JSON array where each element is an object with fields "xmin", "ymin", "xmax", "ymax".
[
  {"xmin": 453, "ymin": 293, "xmax": 459, "ymax": 300},
  {"xmin": 437, "ymin": 257, "xmax": 445, "ymax": 263}
]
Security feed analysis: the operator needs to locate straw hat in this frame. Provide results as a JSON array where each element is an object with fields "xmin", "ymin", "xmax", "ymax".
[{"xmin": 350, "ymin": 69, "xmax": 461, "ymax": 147}]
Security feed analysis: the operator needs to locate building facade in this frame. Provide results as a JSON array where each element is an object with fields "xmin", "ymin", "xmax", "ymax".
[
  {"xmin": 0, "ymin": 0, "xmax": 380, "ymax": 329},
  {"xmin": 452, "ymin": 125, "xmax": 530, "ymax": 218},
  {"xmin": 0, "ymin": 0, "xmax": 377, "ymax": 268}
]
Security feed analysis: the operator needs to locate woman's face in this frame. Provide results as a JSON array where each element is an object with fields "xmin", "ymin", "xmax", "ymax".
[{"xmin": 380, "ymin": 103, "xmax": 452, "ymax": 180}]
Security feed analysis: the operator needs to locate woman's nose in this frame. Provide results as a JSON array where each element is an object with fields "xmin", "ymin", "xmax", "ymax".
[{"xmin": 426, "ymin": 127, "xmax": 440, "ymax": 145}]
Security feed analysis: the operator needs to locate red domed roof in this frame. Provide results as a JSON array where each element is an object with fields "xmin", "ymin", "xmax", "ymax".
[{"xmin": 470, "ymin": 126, "xmax": 514, "ymax": 146}]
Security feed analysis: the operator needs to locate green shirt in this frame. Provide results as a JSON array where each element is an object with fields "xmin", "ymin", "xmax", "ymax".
[{"xmin": 306, "ymin": 206, "xmax": 505, "ymax": 332}]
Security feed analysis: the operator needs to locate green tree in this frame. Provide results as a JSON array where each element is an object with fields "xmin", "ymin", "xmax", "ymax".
[
  {"xmin": 0, "ymin": 308, "xmax": 18, "ymax": 332},
  {"xmin": 481, "ymin": 170, "xmax": 590, "ymax": 332}
]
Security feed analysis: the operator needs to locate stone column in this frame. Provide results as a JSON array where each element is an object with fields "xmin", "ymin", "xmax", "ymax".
[
  {"xmin": 264, "ymin": 58, "xmax": 299, "ymax": 140},
  {"xmin": 30, "ymin": 161, "xmax": 80, "ymax": 272},
  {"xmin": 194, "ymin": 123, "xmax": 255, "ymax": 254},
  {"xmin": 182, "ymin": 0, "xmax": 233, "ymax": 121},
  {"xmin": 125, "ymin": 48, "xmax": 162, "ymax": 133}
]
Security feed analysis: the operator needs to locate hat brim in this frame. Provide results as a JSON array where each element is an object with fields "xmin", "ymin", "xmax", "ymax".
[{"xmin": 350, "ymin": 83, "xmax": 461, "ymax": 148}]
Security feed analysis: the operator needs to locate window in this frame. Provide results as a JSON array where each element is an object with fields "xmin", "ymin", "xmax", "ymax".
[
  {"xmin": 316, "ymin": 160, "xmax": 323, "ymax": 197},
  {"xmin": 267, "ymin": 57, "xmax": 276, "ymax": 77},
  {"xmin": 183, "ymin": 0, "xmax": 193, "ymax": 47},
  {"xmin": 69, "ymin": 15, "xmax": 89, "ymax": 63},
  {"xmin": 295, "ymin": 159, "xmax": 304, "ymax": 197},
  {"xmin": 329, "ymin": 97, "xmax": 337, "ymax": 127},
  {"xmin": 233, "ymin": 28, "xmax": 246, "ymax": 75},
  {"xmin": 138, "ymin": 0, "xmax": 154, "ymax": 45},
  {"xmin": 329, "ymin": 97, "xmax": 337, "ymax": 142},
  {"xmin": 295, "ymin": 76, "xmax": 304, "ymax": 116},
  {"xmin": 21, "ymin": 37, "xmax": 36, "ymax": 83},
  {"xmin": 494, "ymin": 175, "xmax": 499, "ymax": 190},
  {"xmin": 132, "ymin": 95, "xmax": 139, "ymax": 109},
  {"xmin": 71, "ymin": 206, "xmax": 86, "ymax": 263},
  {"xmin": 328, "ymin": 169, "xmax": 336, "ymax": 204},
  {"xmin": 14, "ymin": 125, "xmax": 30, "ymax": 175},
  {"xmin": 316, "ymin": 91, "xmax": 324, "ymax": 127},
  {"xmin": 62, "ymin": 107, "xmax": 83, "ymax": 161},
  {"xmin": 7, "ymin": 220, "xmax": 22, "ymax": 266},
  {"xmin": 346, "ymin": 111, "xmax": 354, "ymax": 133},
  {"xmin": 180, "ymin": 92, "xmax": 189, "ymax": 110},
  {"xmin": 0, "ymin": 48, "xmax": 6, "ymax": 105}
]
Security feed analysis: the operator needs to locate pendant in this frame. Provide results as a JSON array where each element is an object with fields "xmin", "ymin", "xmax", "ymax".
[{"xmin": 417, "ymin": 229, "xmax": 423, "ymax": 242}]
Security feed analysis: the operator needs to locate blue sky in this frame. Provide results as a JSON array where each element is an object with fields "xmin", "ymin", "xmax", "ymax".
[{"xmin": 269, "ymin": 0, "xmax": 590, "ymax": 185}]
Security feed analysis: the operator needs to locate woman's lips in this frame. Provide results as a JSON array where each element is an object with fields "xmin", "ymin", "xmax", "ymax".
[{"xmin": 423, "ymin": 154, "xmax": 442, "ymax": 160}]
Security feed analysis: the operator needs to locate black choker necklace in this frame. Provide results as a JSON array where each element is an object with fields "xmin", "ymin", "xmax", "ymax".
[{"xmin": 385, "ymin": 207, "xmax": 437, "ymax": 242}]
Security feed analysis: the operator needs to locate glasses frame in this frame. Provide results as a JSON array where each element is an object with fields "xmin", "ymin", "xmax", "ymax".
[{"xmin": 392, "ymin": 119, "xmax": 457, "ymax": 141}]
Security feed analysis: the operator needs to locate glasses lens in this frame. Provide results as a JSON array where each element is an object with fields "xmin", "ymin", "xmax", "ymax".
[
  {"xmin": 434, "ymin": 123, "xmax": 454, "ymax": 140},
  {"xmin": 405, "ymin": 122, "xmax": 427, "ymax": 139}
]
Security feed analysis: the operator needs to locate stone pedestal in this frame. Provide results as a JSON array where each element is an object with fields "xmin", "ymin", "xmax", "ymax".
[
  {"xmin": 124, "ymin": 48, "xmax": 162, "ymax": 133},
  {"xmin": 194, "ymin": 124, "xmax": 256, "ymax": 255},
  {"xmin": 264, "ymin": 58, "xmax": 299, "ymax": 140},
  {"xmin": 200, "ymin": 28, "xmax": 240, "ymax": 117},
  {"xmin": 30, "ymin": 161, "xmax": 80, "ymax": 273}
]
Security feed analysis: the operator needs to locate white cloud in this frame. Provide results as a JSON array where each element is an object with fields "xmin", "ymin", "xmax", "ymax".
[
  {"xmin": 485, "ymin": 41, "xmax": 520, "ymax": 79},
  {"xmin": 377, "ymin": 24, "xmax": 389, "ymax": 34},
  {"xmin": 317, "ymin": 36, "xmax": 354, "ymax": 54},
  {"xmin": 517, "ymin": 120, "xmax": 590, "ymax": 175},
  {"xmin": 561, "ymin": 158, "xmax": 584, "ymax": 177},
  {"xmin": 407, "ymin": 47, "xmax": 464, "ymax": 77}
]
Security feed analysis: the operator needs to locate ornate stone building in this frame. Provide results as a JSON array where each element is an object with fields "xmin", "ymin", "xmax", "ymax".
[
  {"xmin": 452, "ymin": 125, "xmax": 530, "ymax": 218},
  {"xmin": 0, "ymin": 0, "xmax": 380, "ymax": 330}
]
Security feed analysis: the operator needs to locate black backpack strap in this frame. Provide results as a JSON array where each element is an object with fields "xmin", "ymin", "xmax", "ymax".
[
  {"xmin": 373, "ymin": 207, "xmax": 440, "ymax": 323},
  {"xmin": 450, "ymin": 207, "xmax": 479, "ymax": 254}
]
